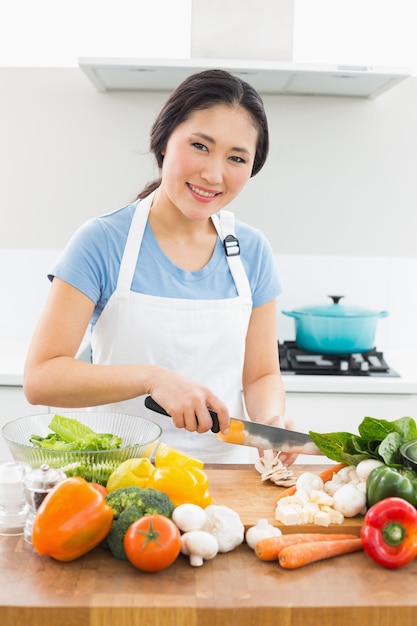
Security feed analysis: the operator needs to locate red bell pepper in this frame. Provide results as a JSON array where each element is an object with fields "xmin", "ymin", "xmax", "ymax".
[{"xmin": 361, "ymin": 496, "xmax": 417, "ymax": 569}]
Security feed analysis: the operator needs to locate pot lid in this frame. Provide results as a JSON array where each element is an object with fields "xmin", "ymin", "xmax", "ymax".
[{"xmin": 290, "ymin": 295, "xmax": 385, "ymax": 318}]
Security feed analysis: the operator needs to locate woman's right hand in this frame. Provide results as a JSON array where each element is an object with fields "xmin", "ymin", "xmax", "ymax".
[{"xmin": 148, "ymin": 371, "xmax": 231, "ymax": 435}]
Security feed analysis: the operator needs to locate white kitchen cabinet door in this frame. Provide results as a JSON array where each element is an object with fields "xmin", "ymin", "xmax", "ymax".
[{"xmin": 0, "ymin": 387, "xmax": 48, "ymax": 461}]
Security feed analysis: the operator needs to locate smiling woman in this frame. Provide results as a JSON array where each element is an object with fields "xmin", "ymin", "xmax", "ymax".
[{"xmin": 23, "ymin": 68, "xmax": 291, "ymax": 465}]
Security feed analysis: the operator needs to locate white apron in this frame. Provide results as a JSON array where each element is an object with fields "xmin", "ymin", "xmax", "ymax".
[{"xmin": 91, "ymin": 192, "xmax": 257, "ymax": 463}]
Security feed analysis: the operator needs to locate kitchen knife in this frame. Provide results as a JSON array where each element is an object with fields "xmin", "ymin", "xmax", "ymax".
[{"xmin": 144, "ymin": 396, "xmax": 322, "ymax": 455}]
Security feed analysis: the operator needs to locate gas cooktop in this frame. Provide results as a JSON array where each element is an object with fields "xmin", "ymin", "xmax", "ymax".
[{"xmin": 279, "ymin": 341, "xmax": 400, "ymax": 377}]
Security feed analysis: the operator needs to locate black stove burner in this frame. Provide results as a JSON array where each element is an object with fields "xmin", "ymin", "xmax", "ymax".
[{"xmin": 278, "ymin": 341, "xmax": 399, "ymax": 377}]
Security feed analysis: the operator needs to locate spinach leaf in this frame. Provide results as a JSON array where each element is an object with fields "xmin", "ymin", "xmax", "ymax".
[
  {"xmin": 358, "ymin": 416, "xmax": 417, "ymax": 442},
  {"xmin": 310, "ymin": 415, "xmax": 417, "ymax": 467},
  {"xmin": 357, "ymin": 416, "xmax": 393, "ymax": 440},
  {"xmin": 378, "ymin": 432, "xmax": 404, "ymax": 466},
  {"xmin": 391, "ymin": 416, "xmax": 417, "ymax": 441},
  {"xmin": 308, "ymin": 431, "xmax": 358, "ymax": 463}
]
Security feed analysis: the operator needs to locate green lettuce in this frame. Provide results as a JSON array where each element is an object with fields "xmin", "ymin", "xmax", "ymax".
[{"xmin": 30, "ymin": 414, "xmax": 122, "ymax": 451}]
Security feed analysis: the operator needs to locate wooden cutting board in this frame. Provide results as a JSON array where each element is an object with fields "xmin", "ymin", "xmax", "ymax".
[{"xmin": 205, "ymin": 464, "xmax": 363, "ymax": 536}]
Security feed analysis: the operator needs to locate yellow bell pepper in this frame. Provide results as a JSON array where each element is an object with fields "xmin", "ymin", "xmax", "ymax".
[
  {"xmin": 147, "ymin": 466, "xmax": 212, "ymax": 508},
  {"xmin": 106, "ymin": 457, "xmax": 155, "ymax": 492}
]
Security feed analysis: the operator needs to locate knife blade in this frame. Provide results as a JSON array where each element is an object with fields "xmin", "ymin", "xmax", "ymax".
[{"xmin": 144, "ymin": 396, "xmax": 322, "ymax": 455}]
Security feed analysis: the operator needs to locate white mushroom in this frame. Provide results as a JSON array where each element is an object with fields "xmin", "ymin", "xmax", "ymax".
[
  {"xmin": 355, "ymin": 459, "xmax": 385, "ymax": 482},
  {"xmin": 332, "ymin": 483, "xmax": 367, "ymax": 518},
  {"xmin": 172, "ymin": 503, "xmax": 208, "ymax": 532},
  {"xmin": 296, "ymin": 472, "xmax": 324, "ymax": 497},
  {"xmin": 180, "ymin": 530, "xmax": 219, "ymax": 567}
]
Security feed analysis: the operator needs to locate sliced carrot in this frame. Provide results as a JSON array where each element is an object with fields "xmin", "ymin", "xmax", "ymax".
[
  {"xmin": 255, "ymin": 533, "xmax": 358, "ymax": 561},
  {"xmin": 278, "ymin": 537, "xmax": 363, "ymax": 569},
  {"xmin": 216, "ymin": 420, "xmax": 246, "ymax": 444},
  {"xmin": 318, "ymin": 462, "xmax": 349, "ymax": 483}
]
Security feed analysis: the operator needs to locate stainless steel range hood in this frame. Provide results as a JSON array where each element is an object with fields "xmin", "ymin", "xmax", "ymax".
[{"xmin": 78, "ymin": 57, "xmax": 410, "ymax": 99}]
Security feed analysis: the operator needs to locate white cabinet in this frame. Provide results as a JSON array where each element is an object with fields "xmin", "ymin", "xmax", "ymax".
[
  {"xmin": 287, "ymin": 391, "xmax": 417, "ymax": 465},
  {"xmin": 0, "ymin": 386, "xmax": 48, "ymax": 460}
]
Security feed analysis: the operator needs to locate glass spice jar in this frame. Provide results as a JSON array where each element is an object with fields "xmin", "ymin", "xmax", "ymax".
[
  {"xmin": 0, "ymin": 461, "xmax": 32, "ymax": 536},
  {"xmin": 23, "ymin": 464, "xmax": 66, "ymax": 544}
]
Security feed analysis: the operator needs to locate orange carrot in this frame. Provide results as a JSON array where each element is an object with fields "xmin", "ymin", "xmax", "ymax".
[
  {"xmin": 255, "ymin": 533, "xmax": 359, "ymax": 561},
  {"xmin": 278, "ymin": 537, "xmax": 363, "ymax": 569},
  {"xmin": 274, "ymin": 484, "xmax": 297, "ymax": 505},
  {"xmin": 318, "ymin": 462, "xmax": 349, "ymax": 483}
]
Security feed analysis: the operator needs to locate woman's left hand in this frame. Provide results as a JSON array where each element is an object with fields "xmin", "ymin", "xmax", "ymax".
[{"xmin": 258, "ymin": 414, "xmax": 299, "ymax": 467}]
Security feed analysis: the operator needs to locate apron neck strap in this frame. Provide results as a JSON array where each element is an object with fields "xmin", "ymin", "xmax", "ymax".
[
  {"xmin": 117, "ymin": 195, "xmax": 252, "ymax": 303},
  {"xmin": 116, "ymin": 191, "xmax": 154, "ymax": 292},
  {"xmin": 211, "ymin": 211, "xmax": 252, "ymax": 301}
]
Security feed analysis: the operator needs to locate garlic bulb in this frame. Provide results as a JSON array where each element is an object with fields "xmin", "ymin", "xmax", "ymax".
[{"xmin": 245, "ymin": 518, "xmax": 282, "ymax": 550}]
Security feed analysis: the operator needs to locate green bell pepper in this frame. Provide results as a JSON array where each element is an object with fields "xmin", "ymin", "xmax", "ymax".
[{"xmin": 367, "ymin": 465, "xmax": 417, "ymax": 508}]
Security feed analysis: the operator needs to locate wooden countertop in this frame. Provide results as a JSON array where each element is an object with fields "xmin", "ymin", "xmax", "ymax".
[{"xmin": 1, "ymin": 464, "xmax": 416, "ymax": 626}]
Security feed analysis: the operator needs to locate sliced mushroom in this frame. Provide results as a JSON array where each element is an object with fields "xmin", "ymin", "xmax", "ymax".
[{"xmin": 255, "ymin": 450, "xmax": 296, "ymax": 486}]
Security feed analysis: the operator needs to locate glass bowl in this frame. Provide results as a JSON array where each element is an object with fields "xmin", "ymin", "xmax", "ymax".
[
  {"xmin": 1, "ymin": 412, "xmax": 162, "ymax": 486},
  {"xmin": 400, "ymin": 440, "xmax": 417, "ymax": 472}
]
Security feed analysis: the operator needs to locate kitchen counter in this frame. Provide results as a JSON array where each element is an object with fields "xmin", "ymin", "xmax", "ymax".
[
  {"xmin": 281, "ymin": 349, "xmax": 417, "ymax": 395},
  {"xmin": 1, "ymin": 465, "xmax": 417, "ymax": 626}
]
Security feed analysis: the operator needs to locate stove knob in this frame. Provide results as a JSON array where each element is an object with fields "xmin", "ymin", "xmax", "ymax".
[{"xmin": 340, "ymin": 360, "xmax": 349, "ymax": 372}]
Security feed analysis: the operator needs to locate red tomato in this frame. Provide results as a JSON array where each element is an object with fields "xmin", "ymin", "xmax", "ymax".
[
  {"xmin": 89, "ymin": 483, "xmax": 108, "ymax": 498},
  {"xmin": 124, "ymin": 514, "xmax": 181, "ymax": 572}
]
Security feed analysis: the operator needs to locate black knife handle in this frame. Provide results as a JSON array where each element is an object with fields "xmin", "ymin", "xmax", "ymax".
[{"xmin": 144, "ymin": 396, "xmax": 220, "ymax": 433}]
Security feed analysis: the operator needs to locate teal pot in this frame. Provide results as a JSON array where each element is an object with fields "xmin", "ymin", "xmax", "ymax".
[{"xmin": 282, "ymin": 295, "xmax": 389, "ymax": 355}]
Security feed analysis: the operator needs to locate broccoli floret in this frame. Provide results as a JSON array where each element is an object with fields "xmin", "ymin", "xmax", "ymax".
[
  {"xmin": 107, "ymin": 505, "xmax": 144, "ymax": 560},
  {"xmin": 138, "ymin": 487, "xmax": 175, "ymax": 517},
  {"xmin": 105, "ymin": 487, "xmax": 145, "ymax": 518},
  {"xmin": 105, "ymin": 486, "xmax": 174, "ymax": 519}
]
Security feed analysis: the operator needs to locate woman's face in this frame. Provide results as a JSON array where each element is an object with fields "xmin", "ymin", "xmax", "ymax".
[{"xmin": 158, "ymin": 104, "xmax": 258, "ymax": 221}]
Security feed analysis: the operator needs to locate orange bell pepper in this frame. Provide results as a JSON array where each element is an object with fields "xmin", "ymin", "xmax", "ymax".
[
  {"xmin": 147, "ymin": 466, "xmax": 212, "ymax": 508},
  {"xmin": 32, "ymin": 476, "xmax": 114, "ymax": 562}
]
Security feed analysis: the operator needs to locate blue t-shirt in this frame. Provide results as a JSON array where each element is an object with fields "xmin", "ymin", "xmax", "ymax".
[{"xmin": 50, "ymin": 200, "xmax": 281, "ymax": 326}]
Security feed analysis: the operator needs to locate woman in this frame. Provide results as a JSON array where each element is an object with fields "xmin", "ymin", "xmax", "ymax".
[{"xmin": 24, "ymin": 69, "xmax": 290, "ymax": 463}]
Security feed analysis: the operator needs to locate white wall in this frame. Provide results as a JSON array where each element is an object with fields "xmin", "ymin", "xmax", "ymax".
[
  {"xmin": 1, "ymin": 248, "xmax": 416, "ymax": 354},
  {"xmin": 1, "ymin": 67, "xmax": 417, "ymax": 257}
]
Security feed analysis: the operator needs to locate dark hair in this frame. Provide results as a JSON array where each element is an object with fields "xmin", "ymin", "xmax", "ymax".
[{"xmin": 136, "ymin": 69, "xmax": 269, "ymax": 200}]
